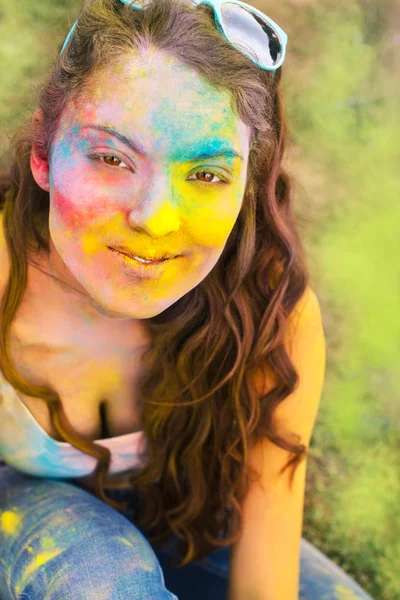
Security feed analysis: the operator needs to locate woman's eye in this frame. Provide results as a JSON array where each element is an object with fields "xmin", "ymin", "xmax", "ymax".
[
  {"xmin": 88, "ymin": 153, "xmax": 130, "ymax": 170},
  {"xmin": 188, "ymin": 169, "xmax": 229, "ymax": 185}
]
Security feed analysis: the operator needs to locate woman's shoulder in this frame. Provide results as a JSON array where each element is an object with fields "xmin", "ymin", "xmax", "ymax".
[{"xmin": 0, "ymin": 210, "xmax": 11, "ymax": 302}]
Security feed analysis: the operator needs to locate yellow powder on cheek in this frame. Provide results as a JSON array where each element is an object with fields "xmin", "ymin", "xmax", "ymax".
[
  {"xmin": 78, "ymin": 215, "xmax": 125, "ymax": 257},
  {"xmin": 180, "ymin": 172, "xmax": 245, "ymax": 244},
  {"xmin": 81, "ymin": 229, "xmax": 105, "ymax": 256},
  {"xmin": 187, "ymin": 203, "xmax": 239, "ymax": 247}
]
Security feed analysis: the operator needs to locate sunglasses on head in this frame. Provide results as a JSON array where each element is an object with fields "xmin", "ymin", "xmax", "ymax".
[{"xmin": 60, "ymin": 0, "xmax": 288, "ymax": 72}]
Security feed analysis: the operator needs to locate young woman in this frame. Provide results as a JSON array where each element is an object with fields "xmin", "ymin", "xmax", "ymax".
[{"xmin": 0, "ymin": 0, "xmax": 374, "ymax": 598}]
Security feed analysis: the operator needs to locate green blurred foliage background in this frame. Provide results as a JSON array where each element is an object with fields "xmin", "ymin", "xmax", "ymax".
[{"xmin": 0, "ymin": 0, "xmax": 398, "ymax": 598}]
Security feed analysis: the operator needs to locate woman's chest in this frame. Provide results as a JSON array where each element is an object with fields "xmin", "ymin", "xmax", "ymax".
[{"xmin": 7, "ymin": 318, "xmax": 150, "ymax": 442}]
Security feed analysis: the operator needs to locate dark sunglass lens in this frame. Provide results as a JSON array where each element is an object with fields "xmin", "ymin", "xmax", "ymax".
[{"xmin": 220, "ymin": 3, "xmax": 282, "ymax": 67}]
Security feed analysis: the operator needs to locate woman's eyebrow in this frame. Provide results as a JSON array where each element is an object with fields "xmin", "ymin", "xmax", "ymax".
[{"xmin": 80, "ymin": 124, "xmax": 244, "ymax": 162}]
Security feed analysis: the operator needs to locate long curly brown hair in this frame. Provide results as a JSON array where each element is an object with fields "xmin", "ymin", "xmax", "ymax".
[{"xmin": 0, "ymin": 0, "xmax": 311, "ymax": 567}]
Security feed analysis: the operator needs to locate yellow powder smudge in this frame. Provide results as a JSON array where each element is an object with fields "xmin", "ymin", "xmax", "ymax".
[
  {"xmin": 23, "ymin": 549, "xmax": 63, "ymax": 580},
  {"xmin": 116, "ymin": 536, "xmax": 133, "ymax": 548},
  {"xmin": 40, "ymin": 536, "xmax": 57, "ymax": 551},
  {"xmin": 0, "ymin": 510, "xmax": 22, "ymax": 535},
  {"xmin": 81, "ymin": 230, "xmax": 103, "ymax": 256},
  {"xmin": 333, "ymin": 584, "xmax": 363, "ymax": 599}
]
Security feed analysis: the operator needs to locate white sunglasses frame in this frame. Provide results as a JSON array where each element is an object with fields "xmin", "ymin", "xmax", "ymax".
[{"xmin": 59, "ymin": 0, "xmax": 288, "ymax": 72}]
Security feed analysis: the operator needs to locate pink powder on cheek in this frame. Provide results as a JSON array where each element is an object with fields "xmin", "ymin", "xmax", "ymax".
[
  {"xmin": 53, "ymin": 189, "xmax": 111, "ymax": 229},
  {"xmin": 53, "ymin": 189, "xmax": 85, "ymax": 231}
]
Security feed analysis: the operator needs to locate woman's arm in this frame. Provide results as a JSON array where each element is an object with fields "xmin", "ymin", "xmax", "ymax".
[{"xmin": 227, "ymin": 287, "xmax": 326, "ymax": 600}]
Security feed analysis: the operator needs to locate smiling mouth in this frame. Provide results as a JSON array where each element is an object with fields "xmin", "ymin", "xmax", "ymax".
[
  {"xmin": 109, "ymin": 248, "xmax": 174, "ymax": 264},
  {"xmin": 122, "ymin": 253, "xmax": 168, "ymax": 264},
  {"xmin": 108, "ymin": 246, "xmax": 180, "ymax": 263},
  {"xmin": 108, "ymin": 247, "xmax": 183, "ymax": 275}
]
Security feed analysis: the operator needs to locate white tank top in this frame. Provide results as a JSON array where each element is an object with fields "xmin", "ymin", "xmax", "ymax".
[{"xmin": 0, "ymin": 372, "xmax": 148, "ymax": 480}]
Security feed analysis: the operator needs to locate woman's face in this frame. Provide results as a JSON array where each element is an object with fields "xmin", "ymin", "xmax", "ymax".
[{"xmin": 33, "ymin": 48, "xmax": 251, "ymax": 321}]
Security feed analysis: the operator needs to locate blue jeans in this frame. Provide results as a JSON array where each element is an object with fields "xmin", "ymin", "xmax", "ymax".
[{"xmin": 0, "ymin": 464, "xmax": 374, "ymax": 599}]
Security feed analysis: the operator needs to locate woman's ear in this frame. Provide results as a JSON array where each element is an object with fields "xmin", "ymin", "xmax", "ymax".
[{"xmin": 30, "ymin": 108, "xmax": 50, "ymax": 192}]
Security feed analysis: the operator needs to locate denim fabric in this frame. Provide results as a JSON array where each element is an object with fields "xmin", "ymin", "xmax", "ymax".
[{"xmin": 0, "ymin": 463, "xmax": 375, "ymax": 599}]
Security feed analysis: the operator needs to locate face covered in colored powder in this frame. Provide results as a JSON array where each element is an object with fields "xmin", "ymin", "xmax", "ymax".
[{"xmin": 31, "ymin": 48, "xmax": 251, "ymax": 323}]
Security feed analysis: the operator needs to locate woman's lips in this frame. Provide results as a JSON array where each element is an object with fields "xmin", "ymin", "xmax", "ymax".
[
  {"xmin": 117, "ymin": 250, "xmax": 168, "ymax": 264},
  {"xmin": 109, "ymin": 245, "xmax": 180, "ymax": 262},
  {"xmin": 108, "ymin": 246, "xmax": 181, "ymax": 278}
]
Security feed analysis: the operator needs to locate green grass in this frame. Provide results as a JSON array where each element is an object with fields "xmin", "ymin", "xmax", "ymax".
[
  {"xmin": 284, "ymin": 1, "xmax": 399, "ymax": 598},
  {"xmin": 1, "ymin": 0, "xmax": 398, "ymax": 597}
]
